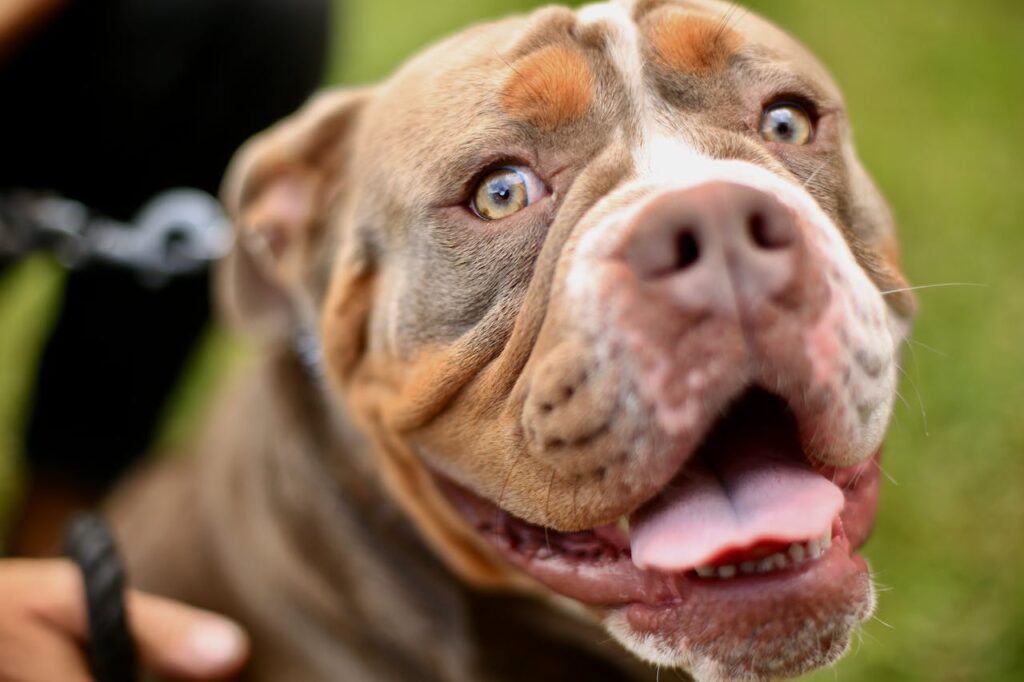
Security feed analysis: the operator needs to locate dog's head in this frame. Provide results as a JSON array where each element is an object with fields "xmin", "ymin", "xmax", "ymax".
[{"xmin": 221, "ymin": 1, "xmax": 915, "ymax": 679}]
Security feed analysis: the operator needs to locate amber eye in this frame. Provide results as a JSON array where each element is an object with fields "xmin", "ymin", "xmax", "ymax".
[
  {"xmin": 471, "ymin": 167, "xmax": 545, "ymax": 220},
  {"xmin": 760, "ymin": 102, "xmax": 814, "ymax": 145}
]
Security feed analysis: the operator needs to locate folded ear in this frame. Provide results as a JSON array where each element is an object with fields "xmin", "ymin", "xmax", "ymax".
[{"xmin": 218, "ymin": 87, "xmax": 374, "ymax": 341}]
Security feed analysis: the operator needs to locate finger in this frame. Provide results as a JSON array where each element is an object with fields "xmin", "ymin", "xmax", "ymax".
[
  {"xmin": 17, "ymin": 559, "xmax": 90, "ymax": 638},
  {"xmin": 0, "ymin": 621, "xmax": 93, "ymax": 682},
  {"xmin": 20, "ymin": 560, "xmax": 249, "ymax": 680},
  {"xmin": 127, "ymin": 591, "xmax": 250, "ymax": 680}
]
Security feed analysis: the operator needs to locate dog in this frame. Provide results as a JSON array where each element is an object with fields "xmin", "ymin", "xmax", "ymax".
[{"xmin": 108, "ymin": 1, "xmax": 917, "ymax": 679}]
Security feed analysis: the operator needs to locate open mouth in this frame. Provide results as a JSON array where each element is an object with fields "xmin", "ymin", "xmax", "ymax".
[{"xmin": 437, "ymin": 388, "xmax": 881, "ymax": 610}]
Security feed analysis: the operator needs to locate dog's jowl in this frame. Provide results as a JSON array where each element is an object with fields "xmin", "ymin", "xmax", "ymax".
[{"xmin": 110, "ymin": 1, "xmax": 915, "ymax": 680}]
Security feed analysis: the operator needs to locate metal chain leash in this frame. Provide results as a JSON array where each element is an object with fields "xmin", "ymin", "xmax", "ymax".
[{"xmin": 0, "ymin": 188, "xmax": 233, "ymax": 287}]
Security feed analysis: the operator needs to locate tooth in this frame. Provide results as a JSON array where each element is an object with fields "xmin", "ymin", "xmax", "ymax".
[
  {"xmin": 695, "ymin": 565, "xmax": 716, "ymax": 578},
  {"xmin": 808, "ymin": 539, "xmax": 822, "ymax": 558},
  {"xmin": 757, "ymin": 557, "xmax": 776, "ymax": 573},
  {"xmin": 770, "ymin": 553, "xmax": 787, "ymax": 570},
  {"xmin": 740, "ymin": 561, "xmax": 758, "ymax": 575},
  {"xmin": 617, "ymin": 516, "xmax": 630, "ymax": 534},
  {"xmin": 718, "ymin": 565, "xmax": 737, "ymax": 579},
  {"xmin": 821, "ymin": 531, "xmax": 832, "ymax": 549},
  {"xmin": 788, "ymin": 543, "xmax": 806, "ymax": 563}
]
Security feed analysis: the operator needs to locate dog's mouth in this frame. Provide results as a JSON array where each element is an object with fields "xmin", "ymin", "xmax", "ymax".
[{"xmin": 437, "ymin": 388, "xmax": 880, "ymax": 654}]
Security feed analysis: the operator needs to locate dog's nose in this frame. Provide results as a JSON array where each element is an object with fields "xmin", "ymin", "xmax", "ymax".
[{"xmin": 622, "ymin": 182, "xmax": 800, "ymax": 314}]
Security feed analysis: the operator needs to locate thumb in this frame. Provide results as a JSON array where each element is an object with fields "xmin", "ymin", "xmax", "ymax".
[{"xmin": 126, "ymin": 591, "xmax": 250, "ymax": 680}]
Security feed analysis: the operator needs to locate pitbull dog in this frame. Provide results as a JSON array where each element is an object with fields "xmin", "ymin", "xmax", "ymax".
[{"xmin": 109, "ymin": 0, "xmax": 916, "ymax": 680}]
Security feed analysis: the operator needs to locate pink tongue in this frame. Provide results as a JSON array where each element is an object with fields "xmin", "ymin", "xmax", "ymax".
[{"xmin": 630, "ymin": 434, "xmax": 844, "ymax": 572}]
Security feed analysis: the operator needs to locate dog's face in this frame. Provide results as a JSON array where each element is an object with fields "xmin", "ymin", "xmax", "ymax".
[{"xmin": 223, "ymin": 1, "xmax": 915, "ymax": 679}]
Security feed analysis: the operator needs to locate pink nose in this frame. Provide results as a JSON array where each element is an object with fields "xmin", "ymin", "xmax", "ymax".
[{"xmin": 622, "ymin": 182, "xmax": 801, "ymax": 314}]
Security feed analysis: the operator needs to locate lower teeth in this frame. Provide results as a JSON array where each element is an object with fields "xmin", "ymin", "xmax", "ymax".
[{"xmin": 694, "ymin": 530, "xmax": 833, "ymax": 579}]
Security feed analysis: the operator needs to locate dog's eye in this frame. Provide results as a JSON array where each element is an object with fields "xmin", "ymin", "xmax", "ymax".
[
  {"xmin": 471, "ymin": 167, "xmax": 545, "ymax": 220},
  {"xmin": 760, "ymin": 103, "xmax": 814, "ymax": 145}
]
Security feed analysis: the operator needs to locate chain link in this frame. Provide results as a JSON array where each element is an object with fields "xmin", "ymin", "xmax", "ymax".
[{"xmin": 0, "ymin": 188, "xmax": 233, "ymax": 287}]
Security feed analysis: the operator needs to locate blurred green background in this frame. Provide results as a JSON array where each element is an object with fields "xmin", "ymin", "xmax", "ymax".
[{"xmin": 1, "ymin": 1, "xmax": 1022, "ymax": 679}]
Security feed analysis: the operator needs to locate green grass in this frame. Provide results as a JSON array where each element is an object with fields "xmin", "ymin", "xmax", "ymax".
[{"xmin": 2, "ymin": 1, "xmax": 1022, "ymax": 679}]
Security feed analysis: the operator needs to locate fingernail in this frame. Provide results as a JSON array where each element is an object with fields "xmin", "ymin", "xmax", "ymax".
[{"xmin": 186, "ymin": 618, "xmax": 247, "ymax": 670}]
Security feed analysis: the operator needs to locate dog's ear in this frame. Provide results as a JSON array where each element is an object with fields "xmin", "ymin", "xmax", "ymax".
[{"xmin": 218, "ymin": 88, "xmax": 374, "ymax": 341}]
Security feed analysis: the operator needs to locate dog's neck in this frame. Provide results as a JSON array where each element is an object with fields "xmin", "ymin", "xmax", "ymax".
[{"xmin": 229, "ymin": 345, "xmax": 653, "ymax": 681}]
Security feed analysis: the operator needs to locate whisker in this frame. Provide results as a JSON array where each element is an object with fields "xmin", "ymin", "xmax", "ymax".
[
  {"xmin": 897, "ymin": 363, "xmax": 930, "ymax": 437},
  {"xmin": 850, "ymin": 629, "xmax": 863, "ymax": 661},
  {"xmin": 870, "ymin": 570, "xmax": 896, "ymax": 594},
  {"xmin": 714, "ymin": 4, "xmax": 740, "ymax": 41},
  {"xmin": 894, "ymin": 388, "xmax": 912, "ymax": 411},
  {"xmin": 905, "ymin": 337, "xmax": 950, "ymax": 359},
  {"xmin": 880, "ymin": 282, "xmax": 986, "ymax": 296},
  {"xmin": 802, "ymin": 158, "xmax": 831, "ymax": 189},
  {"xmin": 901, "ymin": 336, "xmax": 923, "ymax": 399},
  {"xmin": 724, "ymin": 4, "xmax": 749, "ymax": 36},
  {"xmin": 844, "ymin": 465, "xmax": 866, "ymax": 491},
  {"xmin": 876, "ymin": 461, "xmax": 899, "ymax": 486},
  {"xmin": 871, "ymin": 614, "xmax": 895, "ymax": 630}
]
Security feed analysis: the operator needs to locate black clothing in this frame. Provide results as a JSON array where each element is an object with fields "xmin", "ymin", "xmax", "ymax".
[{"xmin": 0, "ymin": 0, "xmax": 330, "ymax": 486}]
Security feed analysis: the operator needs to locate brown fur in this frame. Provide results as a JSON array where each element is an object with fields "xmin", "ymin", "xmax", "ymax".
[
  {"xmin": 501, "ymin": 44, "xmax": 595, "ymax": 130},
  {"xmin": 648, "ymin": 9, "xmax": 743, "ymax": 74},
  {"xmin": 107, "ymin": 2, "xmax": 913, "ymax": 680}
]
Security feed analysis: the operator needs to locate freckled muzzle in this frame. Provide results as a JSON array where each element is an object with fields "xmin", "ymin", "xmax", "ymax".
[
  {"xmin": 518, "ymin": 179, "xmax": 842, "ymax": 530},
  {"xmin": 584, "ymin": 179, "xmax": 835, "ymax": 439},
  {"xmin": 618, "ymin": 181, "xmax": 805, "ymax": 317},
  {"xmin": 431, "ymin": 176, "xmax": 891, "ymax": 680},
  {"xmin": 534, "ymin": 161, "xmax": 901, "ymax": 479}
]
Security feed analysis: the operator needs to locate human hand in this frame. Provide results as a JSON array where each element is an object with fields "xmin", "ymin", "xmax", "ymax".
[
  {"xmin": 0, "ymin": 559, "xmax": 249, "ymax": 681},
  {"xmin": 0, "ymin": 0, "xmax": 65, "ymax": 60}
]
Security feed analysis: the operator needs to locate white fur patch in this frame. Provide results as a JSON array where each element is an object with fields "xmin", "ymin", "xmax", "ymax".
[
  {"xmin": 578, "ymin": 0, "xmax": 647, "ymax": 120},
  {"xmin": 568, "ymin": 154, "xmax": 907, "ymax": 465}
]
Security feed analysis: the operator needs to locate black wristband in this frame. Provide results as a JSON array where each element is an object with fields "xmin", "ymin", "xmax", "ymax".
[{"xmin": 63, "ymin": 513, "xmax": 139, "ymax": 682}]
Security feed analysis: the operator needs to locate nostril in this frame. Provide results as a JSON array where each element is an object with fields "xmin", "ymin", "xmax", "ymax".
[
  {"xmin": 627, "ymin": 223, "xmax": 703, "ymax": 279},
  {"xmin": 674, "ymin": 229, "xmax": 701, "ymax": 270},
  {"xmin": 747, "ymin": 211, "xmax": 794, "ymax": 250}
]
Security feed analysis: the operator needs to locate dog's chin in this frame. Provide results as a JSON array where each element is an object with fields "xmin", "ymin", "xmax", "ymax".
[
  {"xmin": 435, "ymin": 389, "xmax": 882, "ymax": 681},
  {"xmin": 600, "ymin": 548, "xmax": 875, "ymax": 682}
]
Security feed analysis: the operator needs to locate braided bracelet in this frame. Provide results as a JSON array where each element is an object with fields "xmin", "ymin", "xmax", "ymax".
[{"xmin": 63, "ymin": 513, "xmax": 139, "ymax": 682}]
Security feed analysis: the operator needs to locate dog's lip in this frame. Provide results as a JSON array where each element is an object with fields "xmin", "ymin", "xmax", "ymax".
[
  {"xmin": 620, "ymin": 531, "xmax": 872, "ymax": 657},
  {"xmin": 438, "ymin": 456, "xmax": 877, "ymax": 608},
  {"xmin": 433, "ymin": 387, "xmax": 882, "ymax": 664}
]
